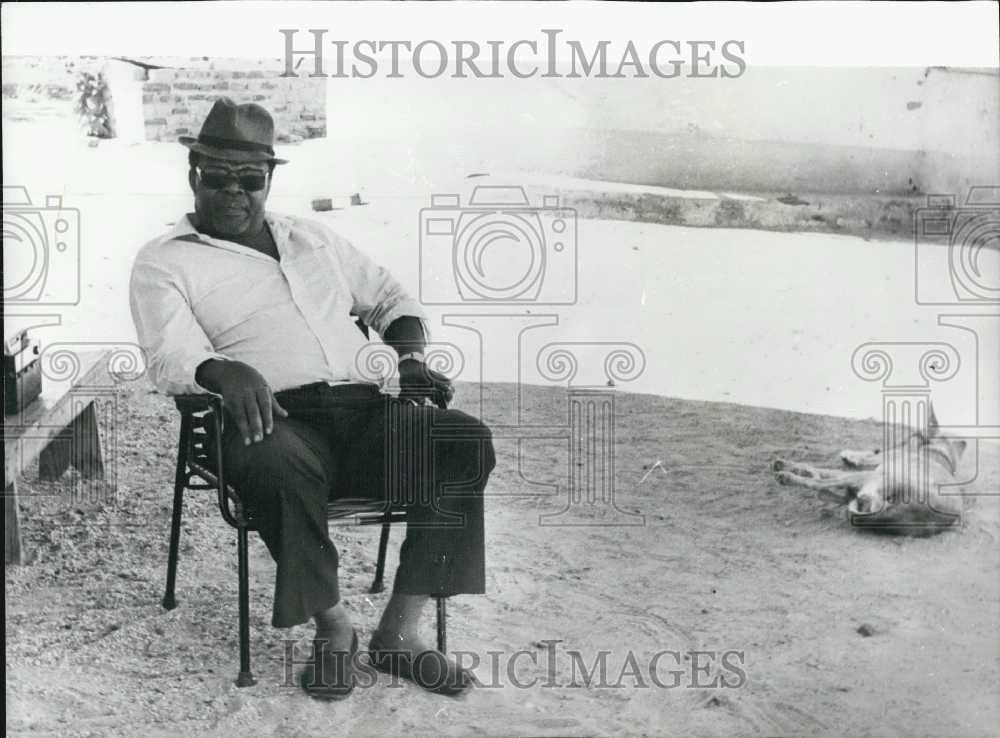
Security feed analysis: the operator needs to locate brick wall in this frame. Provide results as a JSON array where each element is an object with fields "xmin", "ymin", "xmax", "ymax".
[
  {"xmin": 2, "ymin": 56, "xmax": 327, "ymax": 144},
  {"xmin": 141, "ymin": 67, "xmax": 325, "ymax": 143}
]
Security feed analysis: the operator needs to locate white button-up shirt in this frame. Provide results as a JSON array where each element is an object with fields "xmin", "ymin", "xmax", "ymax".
[{"xmin": 129, "ymin": 213, "xmax": 428, "ymax": 395}]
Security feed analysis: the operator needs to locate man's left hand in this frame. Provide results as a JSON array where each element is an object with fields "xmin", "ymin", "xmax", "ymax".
[{"xmin": 398, "ymin": 359, "xmax": 454, "ymax": 409}]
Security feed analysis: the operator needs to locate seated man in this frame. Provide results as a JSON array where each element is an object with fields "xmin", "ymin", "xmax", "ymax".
[{"xmin": 129, "ymin": 98, "xmax": 495, "ymax": 699}]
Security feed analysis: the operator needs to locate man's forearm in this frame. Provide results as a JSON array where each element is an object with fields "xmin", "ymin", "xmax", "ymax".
[{"xmin": 382, "ymin": 316, "xmax": 426, "ymax": 357}]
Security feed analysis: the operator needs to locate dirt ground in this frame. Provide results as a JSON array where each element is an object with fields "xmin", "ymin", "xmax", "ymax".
[{"xmin": 5, "ymin": 380, "xmax": 999, "ymax": 737}]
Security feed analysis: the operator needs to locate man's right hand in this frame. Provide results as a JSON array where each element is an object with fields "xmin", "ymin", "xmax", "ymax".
[{"xmin": 195, "ymin": 359, "xmax": 288, "ymax": 445}]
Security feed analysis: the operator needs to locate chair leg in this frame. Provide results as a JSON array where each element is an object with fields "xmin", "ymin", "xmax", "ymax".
[
  {"xmin": 162, "ymin": 422, "xmax": 190, "ymax": 611},
  {"xmin": 236, "ymin": 526, "xmax": 256, "ymax": 687},
  {"xmin": 370, "ymin": 519, "xmax": 391, "ymax": 594},
  {"xmin": 435, "ymin": 596, "xmax": 447, "ymax": 654}
]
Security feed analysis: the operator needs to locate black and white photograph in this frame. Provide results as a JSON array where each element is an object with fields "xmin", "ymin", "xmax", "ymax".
[{"xmin": 3, "ymin": 2, "xmax": 999, "ymax": 736}]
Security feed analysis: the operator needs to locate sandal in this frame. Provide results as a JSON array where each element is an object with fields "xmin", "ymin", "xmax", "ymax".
[
  {"xmin": 368, "ymin": 633, "xmax": 478, "ymax": 696},
  {"xmin": 300, "ymin": 629, "xmax": 358, "ymax": 700}
]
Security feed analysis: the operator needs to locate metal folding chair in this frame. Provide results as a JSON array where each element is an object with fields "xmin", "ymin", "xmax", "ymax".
[{"xmin": 162, "ymin": 384, "xmax": 448, "ymax": 687}]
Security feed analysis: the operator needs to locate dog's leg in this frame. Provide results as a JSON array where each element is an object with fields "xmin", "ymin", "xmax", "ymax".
[
  {"xmin": 773, "ymin": 459, "xmax": 844, "ymax": 479},
  {"xmin": 774, "ymin": 470, "xmax": 845, "ymax": 490},
  {"xmin": 840, "ymin": 449, "xmax": 882, "ymax": 469},
  {"xmin": 773, "ymin": 464, "xmax": 872, "ymax": 493},
  {"xmin": 771, "ymin": 465, "xmax": 854, "ymax": 503},
  {"xmin": 816, "ymin": 488, "xmax": 854, "ymax": 505}
]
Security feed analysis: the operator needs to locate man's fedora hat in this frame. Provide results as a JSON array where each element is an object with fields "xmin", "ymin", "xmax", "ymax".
[{"xmin": 179, "ymin": 97, "xmax": 288, "ymax": 165}]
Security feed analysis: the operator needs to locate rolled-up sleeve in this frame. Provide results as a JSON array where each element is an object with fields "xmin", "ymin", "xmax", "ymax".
[
  {"xmin": 333, "ymin": 234, "xmax": 430, "ymax": 340},
  {"xmin": 129, "ymin": 254, "xmax": 228, "ymax": 395}
]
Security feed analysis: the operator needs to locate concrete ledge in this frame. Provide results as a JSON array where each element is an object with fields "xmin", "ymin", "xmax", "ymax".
[
  {"xmin": 505, "ymin": 176, "xmax": 936, "ymax": 242},
  {"xmin": 562, "ymin": 189, "xmax": 927, "ymax": 242}
]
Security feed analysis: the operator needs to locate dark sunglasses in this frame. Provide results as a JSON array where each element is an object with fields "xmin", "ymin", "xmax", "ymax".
[{"xmin": 198, "ymin": 168, "xmax": 268, "ymax": 192}]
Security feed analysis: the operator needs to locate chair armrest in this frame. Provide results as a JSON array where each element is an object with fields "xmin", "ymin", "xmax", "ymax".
[
  {"xmin": 174, "ymin": 393, "xmax": 222, "ymax": 415},
  {"xmin": 172, "ymin": 393, "xmax": 247, "ymax": 527}
]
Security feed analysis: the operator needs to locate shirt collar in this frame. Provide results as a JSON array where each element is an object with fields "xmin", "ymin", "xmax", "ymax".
[{"xmin": 162, "ymin": 212, "xmax": 292, "ymax": 259}]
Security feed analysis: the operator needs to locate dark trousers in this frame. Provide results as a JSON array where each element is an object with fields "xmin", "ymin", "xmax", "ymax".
[{"xmin": 218, "ymin": 383, "xmax": 495, "ymax": 628}]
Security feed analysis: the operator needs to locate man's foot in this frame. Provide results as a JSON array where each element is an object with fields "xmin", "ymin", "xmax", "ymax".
[
  {"xmin": 300, "ymin": 628, "xmax": 358, "ymax": 700},
  {"xmin": 368, "ymin": 631, "xmax": 478, "ymax": 696}
]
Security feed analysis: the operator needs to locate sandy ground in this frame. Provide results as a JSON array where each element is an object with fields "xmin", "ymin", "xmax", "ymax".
[{"xmin": 5, "ymin": 380, "xmax": 1000, "ymax": 737}]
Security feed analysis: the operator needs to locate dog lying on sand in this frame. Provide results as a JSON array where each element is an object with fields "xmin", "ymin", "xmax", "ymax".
[{"xmin": 772, "ymin": 405, "xmax": 967, "ymax": 535}]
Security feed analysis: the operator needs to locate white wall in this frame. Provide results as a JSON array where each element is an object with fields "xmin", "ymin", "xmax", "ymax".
[
  {"xmin": 101, "ymin": 59, "xmax": 146, "ymax": 143},
  {"xmin": 324, "ymin": 66, "xmax": 999, "ymax": 195}
]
